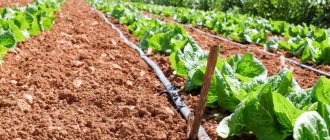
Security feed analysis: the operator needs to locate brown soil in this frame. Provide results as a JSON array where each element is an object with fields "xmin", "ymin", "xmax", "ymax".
[
  {"xmin": 143, "ymin": 11, "xmax": 324, "ymax": 89},
  {"xmin": 0, "ymin": 0, "xmax": 33, "ymax": 8},
  {"xmin": 0, "ymin": 0, "xmax": 187, "ymax": 139}
]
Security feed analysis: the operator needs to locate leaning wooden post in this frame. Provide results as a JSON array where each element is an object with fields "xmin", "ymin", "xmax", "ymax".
[{"xmin": 188, "ymin": 45, "xmax": 219, "ymax": 140}]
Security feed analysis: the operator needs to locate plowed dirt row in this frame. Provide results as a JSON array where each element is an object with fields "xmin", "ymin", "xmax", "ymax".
[
  {"xmin": 0, "ymin": 0, "xmax": 33, "ymax": 8},
  {"xmin": 0, "ymin": 0, "xmax": 187, "ymax": 139}
]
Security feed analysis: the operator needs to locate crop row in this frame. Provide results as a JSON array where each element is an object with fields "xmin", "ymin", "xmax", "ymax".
[
  {"xmin": 130, "ymin": 0, "xmax": 330, "ymax": 29},
  {"xmin": 89, "ymin": 0, "xmax": 330, "ymax": 139},
  {"xmin": 132, "ymin": 2, "xmax": 330, "ymax": 66},
  {"xmin": 0, "ymin": 0, "xmax": 63, "ymax": 61}
]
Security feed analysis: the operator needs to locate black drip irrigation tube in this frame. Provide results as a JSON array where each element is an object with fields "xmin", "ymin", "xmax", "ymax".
[
  {"xmin": 184, "ymin": 25, "xmax": 330, "ymax": 78},
  {"xmin": 94, "ymin": 9, "xmax": 211, "ymax": 140}
]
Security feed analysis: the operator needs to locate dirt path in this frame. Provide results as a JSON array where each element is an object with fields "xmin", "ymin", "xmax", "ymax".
[
  {"xmin": 0, "ymin": 0, "xmax": 187, "ymax": 139},
  {"xmin": 0, "ymin": 0, "xmax": 33, "ymax": 8}
]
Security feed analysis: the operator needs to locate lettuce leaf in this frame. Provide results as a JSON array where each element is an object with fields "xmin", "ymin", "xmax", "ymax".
[
  {"xmin": 293, "ymin": 111, "xmax": 330, "ymax": 140},
  {"xmin": 312, "ymin": 76, "xmax": 330, "ymax": 105},
  {"xmin": 0, "ymin": 30, "xmax": 16, "ymax": 49}
]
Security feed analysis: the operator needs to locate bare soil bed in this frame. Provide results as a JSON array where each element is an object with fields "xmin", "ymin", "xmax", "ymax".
[
  {"xmin": 0, "ymin": 0, "xmax": 33, "ymax": 8},
  {"xmin": 0, "ymin": 0, "xmax": 187, "ymax": 139}
]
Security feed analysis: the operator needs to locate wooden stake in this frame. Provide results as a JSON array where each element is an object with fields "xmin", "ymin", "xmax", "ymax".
[{"xmin": 188, "ymin": 45, "xmax": 219, "ymax": 140}]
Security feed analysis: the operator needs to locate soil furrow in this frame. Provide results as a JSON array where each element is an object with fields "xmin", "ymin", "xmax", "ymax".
[
  {"xmin": 0, "ymin": 0, "xmax": 187, "ymax": 139},
  {"xmin": 0, "ymin": 0, "xmax": 33, "ymax": 8}
]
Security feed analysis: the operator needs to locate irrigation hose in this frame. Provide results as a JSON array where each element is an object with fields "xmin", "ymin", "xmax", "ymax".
[{"xmin": 94, "ymin": 9, "xmax": 211, "ymax": 140}]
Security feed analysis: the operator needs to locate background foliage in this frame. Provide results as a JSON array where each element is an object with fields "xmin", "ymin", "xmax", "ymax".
[{"xmin": 129, "ymin": 0, "xmax": 330, "ymax": 28}]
